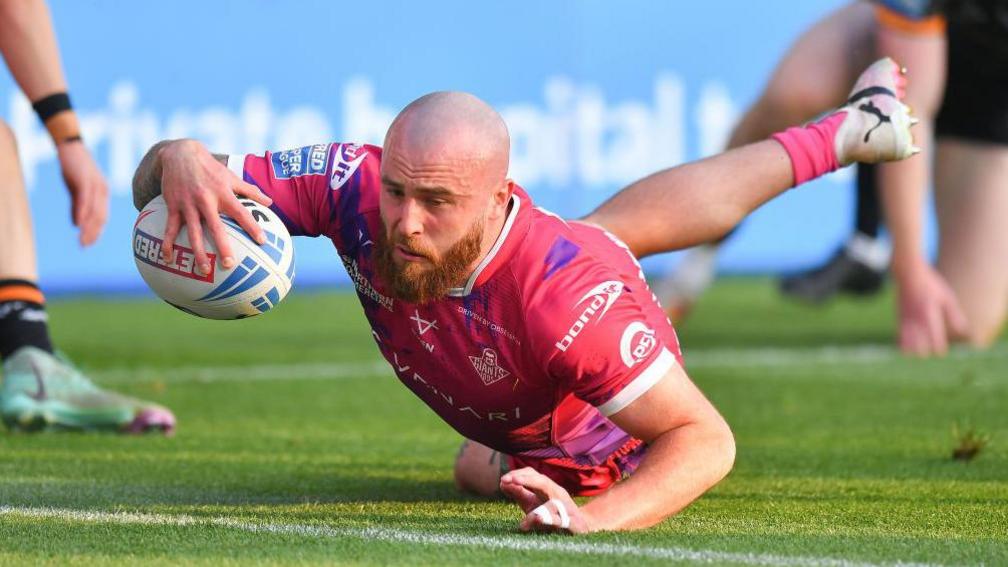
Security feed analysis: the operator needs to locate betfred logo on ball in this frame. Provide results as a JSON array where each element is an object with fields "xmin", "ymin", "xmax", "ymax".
[{"xmin": 132, "ymin": 195, "xmax": 295, "ymax": 320}]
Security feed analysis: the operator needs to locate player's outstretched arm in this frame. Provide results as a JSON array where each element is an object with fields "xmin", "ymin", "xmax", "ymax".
[
  {"xmin": 133, "ymin": 139, "xmax": 272, "ymax": 275},
  {"xmin": 584, "ymin": 58, "xmax": 918, "ymax": 259},
  {"xmin": 500, "ymin": 362, "xmax": 735, "ymax": 532},
  {"xmin": 0, "ymin": 0, "xmax": 108, "ymax": 246}
]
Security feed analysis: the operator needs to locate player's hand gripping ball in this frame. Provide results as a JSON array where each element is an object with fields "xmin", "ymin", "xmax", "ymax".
[{"xmin": 133, "ymin": 195, "xmax": 295, "ymax": 319}]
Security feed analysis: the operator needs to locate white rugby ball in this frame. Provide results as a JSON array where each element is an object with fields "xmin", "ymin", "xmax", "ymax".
[{"xmin": 132, "ymin": 195, "xmax": 295, "ymax": 319}]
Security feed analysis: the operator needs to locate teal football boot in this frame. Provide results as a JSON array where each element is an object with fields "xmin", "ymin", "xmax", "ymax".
[{"xmin": 0, "ymin": 346, "xmax": 175, "ymax": 433}]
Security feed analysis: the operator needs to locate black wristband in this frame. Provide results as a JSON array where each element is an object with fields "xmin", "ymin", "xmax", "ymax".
[
  {"xmin": 32, "ymin": 92, "xmax": 72, "ymax": 124},
  {"xmin": 58, "ymin": 134, "xmax": 83, "ymax": 145}
]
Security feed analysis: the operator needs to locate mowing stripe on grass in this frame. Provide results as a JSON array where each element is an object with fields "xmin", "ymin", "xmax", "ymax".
[
  {"xmin": 0, "ymin": 506, "xmax": 947, "ymax": 567},
  {"xmin": 92, "ymin": 343, "xmax": 1008, "ymax": 384}
]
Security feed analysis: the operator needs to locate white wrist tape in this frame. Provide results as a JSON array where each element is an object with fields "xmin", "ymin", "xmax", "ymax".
[
  {"xmin": 531, "ymin": 503, "xmax": 553, "ymax": 526},
  {"xmin": 552, "ymin": 499, "xmax": 571, "ymax": 529}
]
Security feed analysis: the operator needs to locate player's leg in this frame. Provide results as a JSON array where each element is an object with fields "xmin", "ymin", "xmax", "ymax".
[
  {"xmin": 926, "ymin": 23, "xmax": 1008, "ymax": 348},
  {"xmin": 732, "ymin": 1, "xmax": 878, "ymax": 148},
  {"xmin": 587, "ymin": 57, "xmax": 916, "ymax": 259},
  {"xmin": 453, "ymin": 439, "xmax": 509, "ymax": 497},
  {"xmin": 656, "ymin": 1, "xmax": 877, "ymax": 318},
  {"xmin": 932, "ymin": 140, "xmax": 1008, "ymax": 346},
  {"xmin": 0, "ymin": 119, "xmax": 175, "ymax": 433},
  {"xmin": 0, "ymin": 119, "xmax": 53, "ymax": 360},
  {"xmin": 760, "ymin": 1, "xmax": 889, "ymax": 303},
  {"xmin": 779, "ymin": 163, "xmax": 889, "ymax": 303}
]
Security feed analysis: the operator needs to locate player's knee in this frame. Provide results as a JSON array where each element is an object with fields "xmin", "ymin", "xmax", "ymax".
[
  {"xmin": 453, "ymin": 440, "xmax": 505, "ymax": 498},
  {"xmin": 961, "ymin": 318, "xmax": 1004, "ymax": 349},
  {"xmin": 757, "ymin": 82, "xmax": 831, "ymax": 126}
]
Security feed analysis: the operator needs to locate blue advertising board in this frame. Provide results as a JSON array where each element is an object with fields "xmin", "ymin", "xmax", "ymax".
[{"xmin": 1, "ymin": 0, "xmax": 932, "ymax": 294}]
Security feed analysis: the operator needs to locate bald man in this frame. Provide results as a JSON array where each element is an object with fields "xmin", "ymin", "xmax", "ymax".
[{"xmin": 132, "ymin": 59, "xmax": 916, "ymax": 532}]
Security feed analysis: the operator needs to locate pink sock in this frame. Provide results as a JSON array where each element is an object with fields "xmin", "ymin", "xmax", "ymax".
[{"xmin": 771, "ymin": 112, "xmax": 845, "ymax": 187}]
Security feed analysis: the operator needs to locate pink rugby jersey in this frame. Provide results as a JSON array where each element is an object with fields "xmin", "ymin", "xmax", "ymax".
[{"xmin": 228, "ymin": 142, "xmax": 683, "ymax": 464}]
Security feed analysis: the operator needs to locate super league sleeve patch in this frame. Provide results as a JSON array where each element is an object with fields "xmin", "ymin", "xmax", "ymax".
[{"xmin": 270, "ymin": 144, "xmax": 332, "ymax": 179}]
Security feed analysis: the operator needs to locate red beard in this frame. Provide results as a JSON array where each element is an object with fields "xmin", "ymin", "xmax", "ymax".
[{"xmin": 374, "ymin": 219, "xmax": 484, "ymax": 304}]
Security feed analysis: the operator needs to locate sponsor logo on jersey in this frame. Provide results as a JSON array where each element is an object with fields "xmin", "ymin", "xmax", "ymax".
[
  {"xmin": 554, "ymin": 280, "xmax": 624, "ymax": 352},
  {"xmin": 390, "ymin": 351, "xmax": 521, "ymax": 421},
  {"xmin": 270, "ymin": 144, "xmax": 331, "ymax": 179},
  {"xmin": 340, "ymin": 254, "xmax": 394, "ymax": 311},
  {"xmin": 456, "ymin": 305, "xmax": 520, "ymax": 345},
  {"xmin": 330, "ymin": 143, "xmax": 368, "ymax": 191},
  {"xmin": 469, "ymin": 347, "xmax": 511, "ymax": 386},
  {"xmin": 620, "ymin": 321, "xmax": 657, "ymax": 368},
  {"xmin": 411, "ymin": 309, "xmax": 438, "ymax": 352},
  {"xmin": 133, "ymin": 229, "xmax": 215, "ymax": 282},
  {"xmin": 411, "ymin": 310, "xmax": 438, "ymax": 336}
]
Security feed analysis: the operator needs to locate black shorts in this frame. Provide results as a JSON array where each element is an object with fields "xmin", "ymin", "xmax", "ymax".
[{"xmin": 935, "ymin": 26, "xmax": 1008, "ymax": 145}]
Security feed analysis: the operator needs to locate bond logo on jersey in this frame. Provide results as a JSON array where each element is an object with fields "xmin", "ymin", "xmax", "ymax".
[
  {"xmin": 554, "ymin": 280, "xmax": 624, "ymax": 352},
  {"xmin": 271, "ymin": 144, "xmax": 331, "ymax": 179},
  {"xmin": 133, "ymin": 229, "xmax": 216, "ymax": 283},
  {"xmin": 330, "ymin": 143, "xmax": 368, "ymax": 191},
  {"xmin": 620, "ymin": 321, "xmax": 657, "ymax": 368},
  {"xmin": 469, "ymin": 348, "xmax": 511, "ymax": 386}
]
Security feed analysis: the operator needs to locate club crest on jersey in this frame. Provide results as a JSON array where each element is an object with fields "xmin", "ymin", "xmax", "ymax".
[
  {"xmin": 469, "ymin": 348, "xmax": 510, "ymax": 386},
  {"xmin": 330, "ymin": 143, "xmax": 368, "ymax": 191},
  {"xmin": 620, "ymin": 321, "xmax": 657, "ymax": 368},
  {"xmin": 270, "ymin": 144, "xmax": 331, "ymax": 179},
  {"xmin": 554, "ymin": 280, "xmax": 624, "ymax": 352}
]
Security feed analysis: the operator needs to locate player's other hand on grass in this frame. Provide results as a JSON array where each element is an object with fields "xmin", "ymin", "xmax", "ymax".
[
  {"xmin": 57, "ymin": 140, "xmax": 108, "ymax": 247},
  {"xmin": 157, "ymin": 139, "xmax": 272, "ymax": 274},
  {"xmin": 896, "ymin": 261, "xmax": 968, "ymax": 357},
  {"xmin": 500, "ymin": 467, "xmax": 591, "ymax": 534}
]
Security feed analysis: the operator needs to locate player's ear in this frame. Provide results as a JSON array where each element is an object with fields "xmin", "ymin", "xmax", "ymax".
[{"xmin": 490, "ymin": 179, "xmax": 514, "ymax": 219}]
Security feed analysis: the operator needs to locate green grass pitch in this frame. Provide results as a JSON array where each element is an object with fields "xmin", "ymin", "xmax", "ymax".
[{"xmin": 0, "ymin": 278, "xmax": 1004, "ymax": 565}]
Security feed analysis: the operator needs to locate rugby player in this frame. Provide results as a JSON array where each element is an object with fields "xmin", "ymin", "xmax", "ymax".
[
  {"xmin": 0, "ymin": 0, "xmax": 174, "ymax": 433},
  {"xmin": 132, "ymin": 59, "xmax": 915, "ymax": 532}
]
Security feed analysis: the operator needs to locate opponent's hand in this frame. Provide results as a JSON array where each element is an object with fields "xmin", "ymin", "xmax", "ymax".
[
  {"xmin": 895, "ymin": 261, "xmax": 968, "ymax": 357},
  {"xmin": 500, "ymin": 467, "xmax": 591, "ymax": 534},
  {"xmin": 158, "ymin": 140, "xmax": 272, "ymax": 274},
  {"xmin": 57, "ymin": 140, "xmax": 109, "ymax": 246}
]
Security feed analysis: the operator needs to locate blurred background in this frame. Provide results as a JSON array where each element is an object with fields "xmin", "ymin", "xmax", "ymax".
[{"xmin": 1, "ymin": 0, "xmax": 938, "ymax": 294}]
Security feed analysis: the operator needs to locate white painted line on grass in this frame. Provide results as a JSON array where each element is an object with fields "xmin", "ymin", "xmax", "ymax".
[
  {"xmin": 0, "ymin": 506, "xmax": 949, "ymax": 567},
  {"xmin": 90, "ymin": 343, "xmax": 1008, "ymax": 385}
]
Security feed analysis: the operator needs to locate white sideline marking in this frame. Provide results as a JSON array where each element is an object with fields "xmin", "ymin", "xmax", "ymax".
[
  {"xmin": 0, "ymin": 506, "xmax": 948, "ymax": 567},
  {"xmin": 91, "ymin": 343, "xmax": 1008, "ymax": 384}
]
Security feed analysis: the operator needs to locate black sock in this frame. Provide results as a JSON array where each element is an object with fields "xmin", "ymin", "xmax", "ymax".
[
  {"xmin": 0, "ymin": 279, "xmax": 55, "ymax": 360},
  {"xmin": 854, "ymin": 163, "xmax": 883, "ymax": 239}
]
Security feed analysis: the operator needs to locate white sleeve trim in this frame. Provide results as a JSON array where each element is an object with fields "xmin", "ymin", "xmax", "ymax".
[
  {"xmin": 226, "ymin": 154, "xmax": 247, "ymax": 179},
  {"xmin": 596, "ymin": 347, "xmax": 676, "ymax": 417}
]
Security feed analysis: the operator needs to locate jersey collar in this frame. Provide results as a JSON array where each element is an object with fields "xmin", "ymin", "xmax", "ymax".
[{"xmin": 447, "ymin": 192, "xmax": 526, "ymax": 297}]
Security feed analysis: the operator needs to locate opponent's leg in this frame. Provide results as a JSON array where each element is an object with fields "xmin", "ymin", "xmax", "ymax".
[
  {"xmin": 933, "ymin": 139, "xmax": 1008, "ymax": 346},
  {"xmin": 0, "ymin": 120, "xmax": 175, "ymax": 433},
  {"xmin": 453, "ymin": 439, "xmax": 508, "ymax": 497},
  {"xmin": 779, "ymin": 163, "xmax": 889, "ymax": 303},
  {"xmin": 731, "ymin": 1, "xmax": 878, "ymax": 148},
  {"xmin": 657, "ymin": 1, "xmax": 877, "ymax": 319}
]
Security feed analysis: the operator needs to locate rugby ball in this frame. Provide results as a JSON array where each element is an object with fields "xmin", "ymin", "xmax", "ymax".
[{"xmin": 132, "ymin": 195, "xmax": 295, "ymax": 319}]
